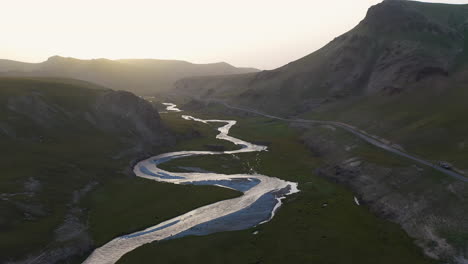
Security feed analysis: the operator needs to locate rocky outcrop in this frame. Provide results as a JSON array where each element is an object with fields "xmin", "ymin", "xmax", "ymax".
[
  {"xmin": 6, "ymin": 92, "xmax": 63, "ymax": 127},
  {"xmin": 366, "ymin": 40, "xmax": 452, "ymax": 94},
  {"xmin": 300, "ymin": 124, "xmax": 468, "ymax": 263},
  {"xmin": 5, "ymin": 84, "xmax": 173, "ymax": 152},
  {"xmin": 0, "ymin": 79, "xmax": 175, "ymax": 263},
  {"xmin": 92, "ymin": 90, "xmax": 171, "ymax": 146}
]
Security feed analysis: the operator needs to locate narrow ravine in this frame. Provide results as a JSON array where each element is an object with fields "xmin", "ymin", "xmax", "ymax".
[{"xmin": 83, "ymin": 104, "xmax": 299, "ymax": 264}]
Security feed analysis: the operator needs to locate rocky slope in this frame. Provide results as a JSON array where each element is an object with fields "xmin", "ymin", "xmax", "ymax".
[
  {"xmin": 0, "ymin": 78, "xmax": 173, "ymax": 263},
  {"xmin": 2, "ymin": 78, "xmax": 172, "ymax": 150},
  {"xmin": 189, "ymin": 101, "xmax": 468, "ymax": 263},
  {"xmin": 173, "ymin": 2, "xmax": 468, "ymax": 262},
  {"xmin": 0, "ymin": 56, "xmax": 259, "ymax": 95},
  {"xmin": 297, "ymin": 123, "xmax": 468, "ymax": 263},
  {"xmin": 175, "ymin": 0, "xmax": 468, "ymax": 114}
]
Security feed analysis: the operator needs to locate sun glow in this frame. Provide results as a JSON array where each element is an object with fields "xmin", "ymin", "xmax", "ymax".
[{"xmin": 2, "ymin": 0, "xmax": 467, "ymax": 69}]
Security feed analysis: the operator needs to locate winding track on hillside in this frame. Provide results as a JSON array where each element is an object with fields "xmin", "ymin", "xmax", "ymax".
[
  {"xmin": 82, "ymin": 103, "xmax": 299, "ymax": 264},
  {"xmin": 212, "ymin": 101, "xmax": 468, "ymax": 183}
]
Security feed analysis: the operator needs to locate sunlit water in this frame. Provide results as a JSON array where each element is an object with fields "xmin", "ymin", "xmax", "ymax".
[
  {"xmin": 161, "ymin": 103, "xmax": 182, "ymax": 112},
  {"xmin": 83, "ymin": 103, "xmax": 299, "ymax": 264}
]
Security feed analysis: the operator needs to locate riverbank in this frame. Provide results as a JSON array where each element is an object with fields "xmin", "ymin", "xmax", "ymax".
[{"xmin": 84, "ymin": 106, "xmax": 298, "ymax": 263}]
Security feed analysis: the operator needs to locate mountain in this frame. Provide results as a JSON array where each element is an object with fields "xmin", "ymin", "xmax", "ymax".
[
  {"xmin": 173, "ymin": 1, "xmax": 468, "ymax": 262},
  {"xmin": 175, "ymin": 0, "xmax": 468, "ymax": 113},
  {"xmin": 0, "ymin": 56, "xmax": 259, "ymax": 95},
  {"xmin": 175, "ymin": 0, "xmax": 468, "ymax": 174},
  {"xmin": 0, "ymin": 77, "xmax": 175, "ymax": 262},
  {"xmin": 0, "ymin": 59, "xmax": 39, "ymax": 72},
  {"xmin": 0, "ymin": 77, "xmax": 171, "ymax": 148}
]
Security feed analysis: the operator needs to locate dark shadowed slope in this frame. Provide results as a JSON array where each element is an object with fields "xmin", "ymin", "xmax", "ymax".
[
  {"xmin": 0, "ymin": 57, "xmax": 259, "ymax": 95},
  {"xmin": 0, "ymin": 78, "xmax": 176, "ymax": 263}
]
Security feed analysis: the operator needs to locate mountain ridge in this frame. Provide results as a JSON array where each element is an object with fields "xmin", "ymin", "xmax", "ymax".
[
  {"xmin": 173, "ymin": 2, "xmax": 468, "ymax": 262},
  {"xmin": 0, "ymin": 56, "xmax": 260, "ymax": 95},
  {"xmin": 175, "ymin": 0, "xmax": 468, "ymax": 114}
]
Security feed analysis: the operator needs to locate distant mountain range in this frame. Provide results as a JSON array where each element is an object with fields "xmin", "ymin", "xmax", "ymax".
[
  {"xmin": 0, "ymin": 56, "xmax": 259, "ymax": 95},
  {"xmin": 2, "ymin": 0, "xmax": 468, "ymax": 263}
]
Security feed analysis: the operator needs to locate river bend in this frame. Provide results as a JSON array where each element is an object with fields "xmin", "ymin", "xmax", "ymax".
[{"xmin": 83, "ymin": 103, "xmax": 299, "ymax": 264}]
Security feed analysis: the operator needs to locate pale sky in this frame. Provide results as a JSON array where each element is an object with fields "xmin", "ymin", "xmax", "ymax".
[{"xmin": 2, "ymin": 0, "xmax": 467, "ymax": 69}]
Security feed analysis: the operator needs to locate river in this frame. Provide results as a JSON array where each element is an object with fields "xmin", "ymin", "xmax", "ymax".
[{"xmin": 82, "ymin": 103, "xmax": 299, "ymax": 264}]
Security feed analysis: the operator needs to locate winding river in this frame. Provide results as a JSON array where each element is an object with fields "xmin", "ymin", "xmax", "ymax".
[{"xmin": 83, "ymin": 103, "xmax": 299, "ymax": 264}]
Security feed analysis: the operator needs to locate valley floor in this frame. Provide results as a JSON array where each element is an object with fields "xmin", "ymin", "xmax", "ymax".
[
  {"xmin": 115, "ymin": 106, "xmax": 437, "ymax": 264},
  {"xmin": 5, "ymin": 99, "xmax": 463, "ymax": 263}
]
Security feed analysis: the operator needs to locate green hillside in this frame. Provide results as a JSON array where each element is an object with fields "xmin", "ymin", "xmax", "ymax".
[{"xmin": 0, "ymin": 78, "xmax": 238, "ymax": 263}]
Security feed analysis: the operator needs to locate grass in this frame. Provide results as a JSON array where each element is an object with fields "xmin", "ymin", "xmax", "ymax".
[
  {"xmin": 0, "ymin": 79, "xmax": 241, "ymax": 262},
  {"xmin": 159, "ymin": 153, "xmax": 255, "ymax": 174},
  {"xmin": 0, "ymin": 78, "xmax": 122, "ymax": 260},
  {"xmin": 303, "ymin": 76, "xmax": 468, "ymax": 169},
  {"xmin": 159, "ymin": 111, "xmax": 239, "ymax": 152},
  {"xmin": 117, "ymin": 111, "xmax": 436, "ymax": 264},
  {"xmin": 408, "ymin": 2, "xmax": 468, "ymax": 28},
  {"xmin": 0, "ymin": 77, "xmax": 456, "ymax": 263},
  {"xmin": 83, "ymin": 177, "xmax": 240, "ymax": 246},
  {"xmin": 0, "ymin": 131, "xmax": 122, "ymax": 260}
]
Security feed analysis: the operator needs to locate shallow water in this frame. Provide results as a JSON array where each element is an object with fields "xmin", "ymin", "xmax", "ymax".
[{"xmin": 83, "ymin": 103, "xmax": 299, "ymax": 264}]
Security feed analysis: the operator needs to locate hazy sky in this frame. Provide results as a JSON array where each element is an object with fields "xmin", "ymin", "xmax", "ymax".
[{"xmin": 2, "ymin": 0, "xmax": 468, "ymax": 69}]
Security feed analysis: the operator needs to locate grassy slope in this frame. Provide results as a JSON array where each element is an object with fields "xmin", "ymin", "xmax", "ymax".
[
  {"xmin": 0, "ymin": 78, "xmax": 120, "ymax": 260},
  {"xmin": 160, "ymin": 111, "xmax": 240, "ymax": 152},
  {"xmin": 117, "ymin": 110, "xmax": 435, "ymax": 264},
  {"xmin": 0, "ymin": 134, "xmax": 121, "ymax": 259},
  {"xmin": 84, "ymin": 177, "xmax": 240, "ymax": 247},
  {"xmin": 174, "ymin": 2, "xmax": 468, "ymax": 117},
  {"xmin": 300, "ymin": 2, "xmax": 468, "ymax": 161},
  {"xmin": 405, "ymin": 2, "xmax": 468, "ymax": 71},
  {"xmin": 300, "ymin": 122, "xmax": 468, "ymax": 257},
  {"xmin": 303, "ymin": 73, "xmax": 468, "ymax": 169}
]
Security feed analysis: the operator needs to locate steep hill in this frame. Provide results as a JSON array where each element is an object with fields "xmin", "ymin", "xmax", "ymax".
[
  {"xmin": 173, "ymin": 1, "xmax": 468, "ymax": 262},
  {"xmin": 0, "ymin": 78, "xmax": 175, "ymax": 263},
  {"xmin": 175, "ymin": 0, "xmax": 468, "ymax": 113},
  {"xmin": 0, "ymin": 57, "xmax": 259, "ymax": 95},
  {"xmin": 175, "ymin": 0, "xmax": 468, "ymax": 176}
]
